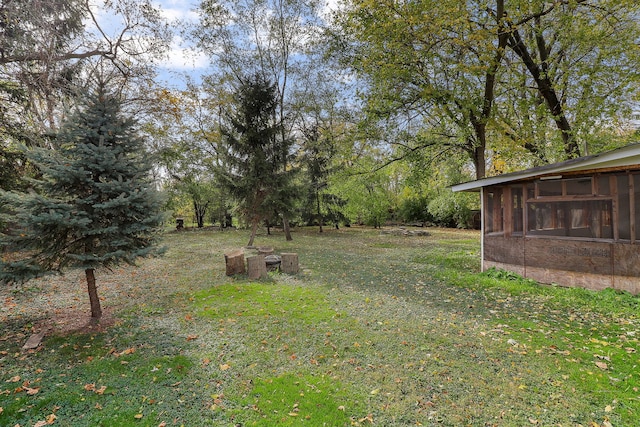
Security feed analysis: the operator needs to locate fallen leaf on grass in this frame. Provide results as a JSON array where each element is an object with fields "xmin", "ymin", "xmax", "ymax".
[
  {"xmin": 7, "ymin": 375, "xmax": 20, "ymax": 383},
  {"xmin": 358, "ymin": 413, "xmax": 374, "ymax": 424},
  {"xmin": 33, "ymin": 413, "xmax": 57, "ymax": 426},
  {"xmin": 134, "ymin": 413, "xmax": 143, "ymax": 419},
  {"xmin": 219, "ymin": 364, "xmax": 231, "ymax": 371},
  {"xmin": 120, "ymin": 347, "xmax": 136, "ymax": 356},
  {"xmin": 595, "ymin": 361, "xmax": 608, "ymax": 370},
  {"xmin": 24, "ymin": 386, "xmax": 39, "ymax": 395},
  {"xmin": 186, "ymin": 335, "xmax": 198, "ymax": 341},
  {"xmin": 84, "ymin": 384, "xmax": 106, "ymax": 394}
]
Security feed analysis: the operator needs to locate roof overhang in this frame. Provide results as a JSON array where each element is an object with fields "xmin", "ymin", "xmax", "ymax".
[{"xmin": 451, "ymin": 143, "xmax": 640, "ymax": 192}]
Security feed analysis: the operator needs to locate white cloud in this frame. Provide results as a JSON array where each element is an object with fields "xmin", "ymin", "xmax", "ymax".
[
  {"xmin": 320, "ymin": 0, "xmax": 342, "ymax": 20},
  {"xmin": 155, "ymin": 0, "xmax": 199, "ymax": 23},
  {"xmin": 162, "ymin": 36, "xmax": 209, "ymax": 70},
  {"xmin": 152, "ymin": 1, "xmax": 208, "ymax": 71}
]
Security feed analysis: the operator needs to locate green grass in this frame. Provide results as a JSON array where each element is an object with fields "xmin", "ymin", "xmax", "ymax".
[
  {"xmin": 194, "ymin": 282, "xmax": 341, "ymax": 324},
  {"xmin": 2, "ymin": 226, "xmax": 640, "ymax": 426},
  {"xmin": 0, "ymin": 322, "xmax": 197, "ymax": 427}
]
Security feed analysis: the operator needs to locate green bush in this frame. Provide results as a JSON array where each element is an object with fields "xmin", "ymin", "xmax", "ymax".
[
  {"xmin": 397, "ymin": 195, "xmax": 433, "ymax": 224},
  {"xmin": 427, "ymin": 190, "xmax": 474, "ymax": 228}
]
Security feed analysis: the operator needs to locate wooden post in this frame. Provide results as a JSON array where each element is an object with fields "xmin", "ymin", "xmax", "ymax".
[
  {"xmin": 280, "ymin": 253, "xmax": 299, "ymax": 274},
  {"xmin": 247, "ymin": 255, "xmax": 268, "ymax": 279},
  {"xmin": 224, "ymin": 250, "xmax": 245, "ymax": 276}
]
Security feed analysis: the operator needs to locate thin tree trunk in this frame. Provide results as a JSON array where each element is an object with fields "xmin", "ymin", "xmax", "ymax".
[
  {"xmin": 316, "ymin": 191, "xmax": 323, "ymax": 233},
  {"xmin": 283, "ymin": 216, "xmax": 293, "ymax": 241},
  {"xmin": 85, "ymin": 268, "xmax": 102, "ymax": 321},
  {"xmin": 248, "ymin": 218, "xmax": 259, "ymax": 247}
]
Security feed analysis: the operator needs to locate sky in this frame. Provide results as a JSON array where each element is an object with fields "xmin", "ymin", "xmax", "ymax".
[
  {"xmin": 87, "ymin": 0, "xmax": 340, "ymax": 90},
  {"xmin": 149, "ymin": 0, "xmax": 339, "ymax": 89},
  {"xmin": 153, "ymin": 0, "xmax": 209, "ymax": 89}
]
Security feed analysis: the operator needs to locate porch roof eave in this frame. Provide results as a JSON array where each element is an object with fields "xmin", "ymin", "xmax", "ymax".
[{"xmin": 451, "ymin": 143, "xmax": 640, "ymax": 193}]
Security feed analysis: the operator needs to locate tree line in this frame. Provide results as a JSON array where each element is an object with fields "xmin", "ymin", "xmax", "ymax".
[{"xmin": 0, "ymin": 0, "xmax": 639, "ymax": 318}]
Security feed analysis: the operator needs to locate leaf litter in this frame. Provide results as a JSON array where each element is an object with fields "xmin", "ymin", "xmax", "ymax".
[{"xmin": 1, "ymin": 227, "xmax": 639, "ymax": 426}]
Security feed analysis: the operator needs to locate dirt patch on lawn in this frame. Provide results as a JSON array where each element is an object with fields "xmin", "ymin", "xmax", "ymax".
[{"xmin": 32, "ymin": 306, "xmax": 118, "ymax": 337}]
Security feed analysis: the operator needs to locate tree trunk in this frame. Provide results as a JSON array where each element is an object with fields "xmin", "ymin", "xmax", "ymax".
[
  {"xmin": 247, "ymin": 255, "xmax": 267, "ymax": 279},
  {"xmin": 194, "ymin": 201, "xmax": 208, "ymax": 228},
  {"xmin": 283, "ymin": 216, "xmax": 293, "ymax": 241},
  {"xmin": 473, "ymin": 139, "xmax": 486, "ymax": 180},
  {"xmin": 280, "ymin": 253, "xmax": 299, "ymax": 274},
  {"xmin": 316, "ymin": 192, "xmax": 323, "ymax": 233},
  {"xmin": 85, "ymin": 268, "xmax": 102, "ymax": 321},
  {"xmin": 248, "ymin": 218, "xmax": 259, "ymax": 247}
]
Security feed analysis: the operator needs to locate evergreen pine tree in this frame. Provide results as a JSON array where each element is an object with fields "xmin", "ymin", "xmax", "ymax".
[
  {"xmin": 0, "ymin": 82, "xmax": 165, "ymax": 321},
  {"xmin": 219, "ymin": 75, "xmax": 297, "ymax": 246}
]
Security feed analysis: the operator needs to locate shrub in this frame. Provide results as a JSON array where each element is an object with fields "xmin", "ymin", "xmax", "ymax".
[
  {"xmin": 397, "ymin": 195, "xmax": 433, "ymax": 224},
  {"xmin": 427, "ymin": 190, "xmax": 474, "ymax": 228}
]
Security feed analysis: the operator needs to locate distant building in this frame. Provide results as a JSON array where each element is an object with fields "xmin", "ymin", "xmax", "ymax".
[
  {"xmin": 631, "ymin": 111, "xmax": 640, "ymax": 131},
  {"xmin": 452, "ymin": 143, "xmax": 640, "ymax": 294}
]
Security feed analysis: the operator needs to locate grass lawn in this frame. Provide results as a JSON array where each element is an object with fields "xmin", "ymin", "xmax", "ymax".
[{"xmin": 1, "ymin": 226, "xmax": 639, "ymax": 426}]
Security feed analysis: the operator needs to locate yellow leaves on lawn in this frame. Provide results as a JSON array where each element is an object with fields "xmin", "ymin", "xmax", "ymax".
[
  {"xmin": 288, "ymin": 402, "xmax": 299, "ymax": 417},
  {"xmin": 357, "ymin": 413, "xmax": 374, "ymax": 424}
]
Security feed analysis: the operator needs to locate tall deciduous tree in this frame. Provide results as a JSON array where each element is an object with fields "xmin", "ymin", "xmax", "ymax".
[
  {"xmin": 0, "ymin": 81, "xmax": 165, "ymax": 321},
  {"xmin": 150, "ymin": 83, "xmax": 234, "ymax": 229},
  {"xmin": 300, "ymin": 124, "xmax": 348, "ymax": 231},
  {"xmin": 0, "ymin": 0, "xmax": 170, "ymax": 134},
  {"xmin": 331, "ymin": 0, "xmax": 640, "ymax": 177},
  {"xmin": 331, "ymin": 0, "xmax": 509, "ymax": 179},
  {"xmin": 500, "ymin": 0, "xmax": 640, "ymax": 159}
]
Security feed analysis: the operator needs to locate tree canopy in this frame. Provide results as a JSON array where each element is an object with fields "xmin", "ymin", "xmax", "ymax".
[
  {"xmin": 330, "ymin": 0, "xmax": 640, "ymax": 178},
  {"xmin": 2, "ymin": 0, "xmax": 639, "ymax": 250}
]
